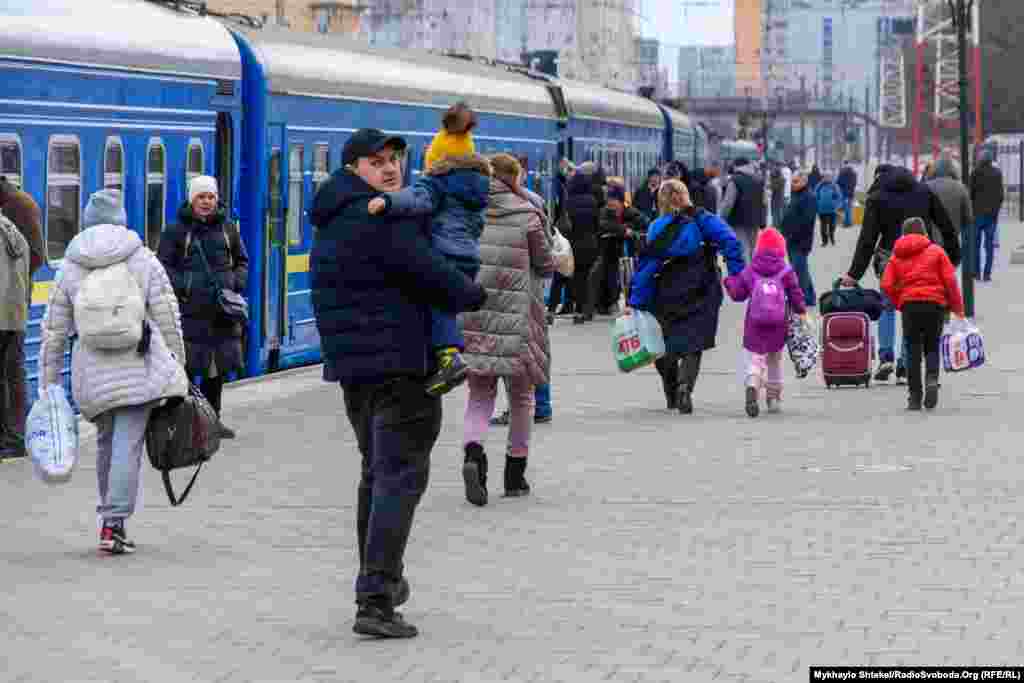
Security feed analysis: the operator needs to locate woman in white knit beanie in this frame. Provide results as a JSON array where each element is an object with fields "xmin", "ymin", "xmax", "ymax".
[{"xmin": 156, "ymin": 175, "xmax": 249, "ymax": 439}]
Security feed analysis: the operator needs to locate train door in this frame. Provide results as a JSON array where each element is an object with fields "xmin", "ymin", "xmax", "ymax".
[{"xmin": 264, "ymin": 123, "xmax": 287, "ymax": 369}]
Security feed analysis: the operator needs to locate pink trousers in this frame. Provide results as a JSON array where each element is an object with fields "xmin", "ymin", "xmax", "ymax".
[
  {"xmin": 464, "ymin": 374, "xmax": 534, "ymax": 458},
  {"xmin": 743, "ymin": 350, "xmax": 784, "ymax": 400}
]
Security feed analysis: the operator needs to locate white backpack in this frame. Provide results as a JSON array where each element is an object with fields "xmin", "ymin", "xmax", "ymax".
[{"xmin": 74, "ymin": 262, "xmax": 145, "ymax": 351}]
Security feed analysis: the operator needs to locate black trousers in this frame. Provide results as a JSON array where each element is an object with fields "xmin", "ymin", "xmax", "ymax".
[
  {"xmin": 819, "ymin": 213, "xmax": 837, "ymax": 245},
  {"xmin": 0, "ymin": 331, "xmax": 26, "ymax": 455},
  {"xmin": 588, "ymin": 254, "xmax": 621, "ymax": 314},
  {"xmin": 343, "ymin": 377, "xmax": 441, "ymax": 605},
  {"xmin": 548, "ymin": 272, "xmax": 573, "ymax": 313},
  {"xmin": 571, "ymin": 255, "xmax": 597, "ymax": 318},
  {"xmin": 195, "ymin": 375, "xmax": 225, "ymax": 416},
  {"xmin": 901, "ymin": 301, "xmax": 945, "ymax": 398},
  {"xmin": 655, "ymin": 351, "xmax": 703, "ymax": 397}
]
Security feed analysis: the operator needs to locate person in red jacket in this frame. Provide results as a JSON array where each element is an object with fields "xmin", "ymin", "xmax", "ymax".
[{"xmin": 881, "ymin": 217, "xmax": 964, "ymax": 411}]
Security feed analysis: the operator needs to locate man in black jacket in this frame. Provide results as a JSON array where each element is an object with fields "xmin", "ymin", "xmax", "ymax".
[
  {"xmin": 841, "ymin": 166, "xmax": 958, "ymax": 381},
  {"xmin": 310, "ymin": 129, "xmax": 486, "ymax": 639},
  {"xmin": 632, "ymin": 168, "xmax": 661, "ymax": 220},
  {"xmin": 838, "ymin": 161, "xmax": 858, "ymax": 227},
  {"xmin": 970, "ymin": 149, "xmax": 1005, "ymax": 281},
  {"xmin": 564, "ymin": 162, "xmax": 605, "ymax": 323}
]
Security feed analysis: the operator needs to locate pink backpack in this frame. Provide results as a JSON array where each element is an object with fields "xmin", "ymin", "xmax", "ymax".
[{"xmin": 748, "ymin": 268, "xmax": 790, "ymax": 327}]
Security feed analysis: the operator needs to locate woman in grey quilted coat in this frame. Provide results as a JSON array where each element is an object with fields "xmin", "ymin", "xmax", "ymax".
[
  {"xmin": 460, "ymin": 154, "xmax": 556, "ymax": 506},
  {"xmin": 38, "ymin": 189, "xmax": 187, "ymax": 555}
]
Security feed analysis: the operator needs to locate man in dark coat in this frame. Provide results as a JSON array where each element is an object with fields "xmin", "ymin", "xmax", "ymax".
[
  {"xmin": 157, "ymin": 176, "xmax": 248, "ymax": 439},
  {"xmin": 841, "ymin": 166, "xmax": 958, "ymax": 381},
  {"xmin": 564, "ymin": 162, "xmax": 605, "ymax": 324},
  {"xmin": 310, "ymin": 129, "xmax": 486, "ymax": 639},
  {"xmin": 779, "ymin": 172, "xmax": 819, "ymax": 308},
  {"xmin": 719, "ymin": 157, "xmax": 767, "ymax": 262},
  {"xmin": 591, "ymin": 184, "xmax": 647, "ymax": 313},
  {"xmin": 808, "ymin": 164, "xmax": 823, "ymax": 190},
  {"xmin": 0, "ymin": 176, "xmax": 45, "ymax": 461},
  {"xmin": 970, "ymin": 148, "xmax": 1005, "ymax": 281},
  {"xmin": 837, "ymin": 161, "xmax": 858, "ymax": 227}
]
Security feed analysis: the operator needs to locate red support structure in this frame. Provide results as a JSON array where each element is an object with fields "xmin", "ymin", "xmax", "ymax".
[
  {"xmin": 972, "ymin": 44, "xmax": 982, "ymax": 145},
  {"xmin": 913, "ymin": 40, "xmax": 925, "ymax": 176}
]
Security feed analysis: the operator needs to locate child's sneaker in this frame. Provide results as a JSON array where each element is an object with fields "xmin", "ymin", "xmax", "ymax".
[
  {"xmin": 745, "ymin": 386, "xmax": 760, "ymax": 418},
  {"xmin": 426, "ymin": 348, "xmax": 468, "ymax": 396},
  {"xmin": 874, "ymin": 361, "xmax": 894, "ymax": 382},
  {"xmin": 766, "ymin": 398, "xmax": 782, "ymax": 414},
  {"xmin": 99, "ymin": 522, "xmax": 135, "ymax": 555}
]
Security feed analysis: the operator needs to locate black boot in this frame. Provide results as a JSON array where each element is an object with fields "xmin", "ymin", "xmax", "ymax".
[
  {"xmin": 676, "ymin": 383, "xmax": 693, "ymax": 415},
  {"xmin": 655, "ymin": 356, "xmax": 679, "ymax": 410},
  {"xmin": 462, "ymin": 442, "xmax": 488, "ymax": 507},
  {"xmin": 353, "ymin": 599, "xmax": 418, "ymax": 639},
  {"xmin": 907, "ymin": 393, "xmax": 922, "ymax": 411},
  {"xmin": 924, "ymin": 374, "xmax": 939, "ymax": 410},
  {"xmin": 503, "ymin": 455, "xmax": 530, "ymax": 497},
  {"xmin": 677, "ymin": 353, "xmax": 701, "ymax": 415}
]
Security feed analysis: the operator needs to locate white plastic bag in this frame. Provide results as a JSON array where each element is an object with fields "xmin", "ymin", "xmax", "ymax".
[
  {"xmin": 27, "ymin": 384, "xmax": 79, "ymax": 485},
  {"xmin": 551, "ymin": 228, "xmax": 575, "ymax": 277},
  {"xmin": 612, "ymin": 310, "xmax": 665, "ymax": 373},
  {"xmin": 942, "ymin": 318, "xmax": 985, "ymax": 372}
]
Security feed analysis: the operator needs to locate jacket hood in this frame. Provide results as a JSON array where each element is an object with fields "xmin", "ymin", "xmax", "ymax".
[
  {"xmin": 880, "ymin": 167, "xmax": 918, "ymax": 193},
  {"xmin": 750, "ymin": 251, "xmax": 788, "ymax": 277},
  {"xmin": 310, "ymin": 170, "xmax": 377, "ymax": 228},
  {"xmin": 566, "ymin": 170, "xmax": 598, "ymax": 197},
  {"xmin": 893, "ymin": 233, "xmax": 933, "ymax": 258},
  {"xmin": 426, "ymin": 153, "xmax": 492, "ymax": 178},
  {"xmin": 65, "ymin": 224, "xmax": 142, "ymax": 268},
  {"xmin": 432, "ymin": 157, "xmax": 492, "ymax": 210},
  {"xmin": 735, "ymin": 163, "xmax": 760, "ymax": 178}
]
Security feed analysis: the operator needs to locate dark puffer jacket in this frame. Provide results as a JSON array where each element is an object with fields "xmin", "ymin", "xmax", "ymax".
[
  {"xmin": 848, "ymin": 167, "xmax": 959, "ymax": 281},
  {"xmin": 157, "ymin": 203, "xmax": 249, "ymax": 376},
  {"xmin": 970, "ymin": 160, "xmax": 1004, "ymax": 218},
  {"xmin": 563, "ymin": 171, "xmax": 604, "ymax": 263},
  {"xmin": 309, "ymin": 169, "xmax": 486, "ymax": 386}
]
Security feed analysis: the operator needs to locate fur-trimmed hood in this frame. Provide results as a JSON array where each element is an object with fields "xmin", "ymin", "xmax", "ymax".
[{"xmin": 426, "ymin": 153, "xmax": 492, "ymax": 178}]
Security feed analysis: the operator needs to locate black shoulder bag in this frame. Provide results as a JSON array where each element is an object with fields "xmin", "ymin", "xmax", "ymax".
[
  {"xmin": 195, "ymin": 228, "xmax": 249, "ymax": 324},
  {"xmin": 145, "ymin": 384, "xmax": 222, "ymax": 506}
]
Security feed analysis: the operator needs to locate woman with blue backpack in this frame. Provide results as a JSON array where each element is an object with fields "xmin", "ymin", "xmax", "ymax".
[
  {"xmin": 724, "ymin": 227, "xmax": 808, "ymax": 417},
  {"xmin": 816, "ymin": 172, "xmax": 844, "ymax": 247},
  {"xmin": 625, "ymin": 179, "xmax": 745, "ymax": 415}
]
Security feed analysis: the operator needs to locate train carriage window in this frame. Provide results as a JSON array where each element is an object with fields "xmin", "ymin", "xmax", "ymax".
[
  {"xmin": 46, "ymin": 135, "xmax": 81, "ymax": 261},
  {"xmin": 103, "ymin": 137, "xmax": 123, "ymax": 192},
  {"xmin": 186, "ymin": 139, "xmax": 204, "ymax": 188},
  {"xmin": 268, "ymin": 150, "xmax": 283, "ymax": 243},
  {"xmin": 287, "ymin": 145, "xmax": 304, "ymax": 246},
  {"xmin": 145, "ymin": 139, "xmax": 166, "ymax": 250},
  {"xmin": 1, "ymin": 134, "xmax": 22, "ymax": 188},
  {"xmin": 313, "ymin": 144, "xmax": 329, "ymax": 193}
]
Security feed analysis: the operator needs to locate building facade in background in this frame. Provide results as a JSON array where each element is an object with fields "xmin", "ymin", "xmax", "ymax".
[
  {"xmin": 677, "ymin": 45, "xmax": 736, "ymax": 99},
  {"xmin": 636, "ymin": 38, "xmax": 668, "ymax": 99},
  {"xmin": 734, "ymin": 0, "xmax": 763, "ymax": 98},
  {"xmin": 205, "ymin": 0, "xmax": 364, "ymax": 34}
]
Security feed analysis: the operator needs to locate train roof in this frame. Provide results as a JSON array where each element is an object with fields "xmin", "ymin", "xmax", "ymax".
[
  {"xmin": 0, "ymin": 0, "xmax": 241, "ymax": 81},
  {"xmin": 658, "ymin": 105, "xmax": 693, "ymax": 133},
  {"xmin": 230, "ymin": 26, "xmax": 559, "ymax": 121},
  {"xmin": 554, "ymin": 78, "xmax": 665, "ymax": 130}
]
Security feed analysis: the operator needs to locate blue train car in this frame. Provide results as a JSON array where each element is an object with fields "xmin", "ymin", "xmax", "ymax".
[
  {"xmin": 228, "ymin": 27, "xmax": 564, "ymax": 373},
  {"xmin": 658, "ymin": 105, "xmax": 699, "ymax": 171},
  {"xmin": 0, "ymin": 0, "xmax": 242, "ymax": 400},
  {"xmin": 556, "ymin": 79, "xmax": 664, "ymax": 194}
]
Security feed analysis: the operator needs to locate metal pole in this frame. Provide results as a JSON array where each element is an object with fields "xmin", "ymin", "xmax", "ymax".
[
  {"xmin": 1019, "ymin": 139, "xmax": 1023, "ymax": 223},
  {"xmin": 954, "ymin": 0, "xmax": 975, "ymax": 317},
  {"xmin": 865, "ymin": 82, "xmax": 871, "ymax": 166},
  {"xmin": 800, "ymin": 75, "xmax": 807, "ymax": 167}
]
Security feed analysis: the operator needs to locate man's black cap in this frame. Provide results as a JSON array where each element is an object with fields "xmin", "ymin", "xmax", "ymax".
[{"xmin": 342, "ymin": 129, "xmax": 407, "ymax": 167}]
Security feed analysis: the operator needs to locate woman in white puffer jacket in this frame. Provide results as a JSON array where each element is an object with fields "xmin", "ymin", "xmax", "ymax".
[{"xmin": 38, "ymin": 189, "xmax": 187, "ymax": 555}]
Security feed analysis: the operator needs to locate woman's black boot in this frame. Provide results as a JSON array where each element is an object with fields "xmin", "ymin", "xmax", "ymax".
[
  {"xmin": 462, "ymin": 443, "xmax": 488, "ymax": 506},
  {"xmin": 503, "ymin": 455, "xmax": 530, "ymax": 497}
]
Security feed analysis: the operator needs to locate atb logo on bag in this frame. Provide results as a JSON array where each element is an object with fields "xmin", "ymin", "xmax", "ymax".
[{"xmin": 617, "ymin": 333, "xmax": 641, "ymax": 355}]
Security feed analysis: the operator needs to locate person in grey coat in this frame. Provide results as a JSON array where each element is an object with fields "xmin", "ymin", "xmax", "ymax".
[
  {"xmin": 38, "ymin": 189, "xmax": 187, "ymax": 555},
  {"xmin": 926, "ymin": 157, "xmax": 972, "ymax": 255},
  {"xmin": 719, "ymin": 157, "xmax": 767, "ymax": 262}
]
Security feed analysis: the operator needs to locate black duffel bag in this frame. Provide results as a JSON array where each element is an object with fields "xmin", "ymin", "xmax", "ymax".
[
  {"xmin": 145, "ymin": 384, "xmax": 222, "ymax": 506},
  {"xmin": 819, "ymin": 278, "xmax": 886, "ymax": 321}
]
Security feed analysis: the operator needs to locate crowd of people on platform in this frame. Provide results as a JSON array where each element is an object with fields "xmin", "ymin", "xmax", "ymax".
[{"xmin": 0, "ymin": 94, "xmax": 1008, "ymax": 639}]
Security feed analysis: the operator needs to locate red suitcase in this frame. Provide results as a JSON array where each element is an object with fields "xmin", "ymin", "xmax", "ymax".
[{"xmin": 822, "ymin": 312, "xmax": 873, "ymax": 388}]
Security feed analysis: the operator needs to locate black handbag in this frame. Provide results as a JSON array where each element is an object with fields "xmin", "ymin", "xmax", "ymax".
[
  {"xmin": 819, "ymin": 278, "xmax": 886, "ymax": 321},
  {"xmin": 145, "ymin": 384, "xmax": 222, "ymax": 506},
  {"xmin": 195, "ymin": 229, "xmax": 249, "ymax": 324}
]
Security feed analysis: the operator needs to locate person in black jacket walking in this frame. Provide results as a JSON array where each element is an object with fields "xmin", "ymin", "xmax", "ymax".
[
  {"xmin": 840, "ymin": 166, "xmax": 959, "ymax": 382},
  {"xmin": 157, "ymin": 176, "xmax": 248, "ymax": 439},
  {"xmin": 310, "ymin": 129, "xmax": 486, "ymax": 639},
  {"xmin": 779, "ymin": 172, "xmax": 818, "ymax": 308},
  {"xmin": 838, "ymin": 162, "xmax": 858, "ymax": 227},
  {"xmin": 970, "ymin": 149, "xmax": 1005, "ymax": 281}
]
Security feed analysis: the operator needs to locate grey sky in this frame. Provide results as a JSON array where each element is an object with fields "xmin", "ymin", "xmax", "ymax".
[{"xmin": 640, "ymin": 0, "xmax": 735, "ymax": 85}]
